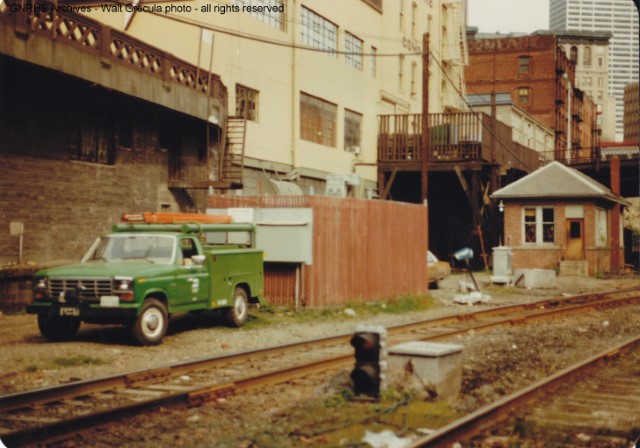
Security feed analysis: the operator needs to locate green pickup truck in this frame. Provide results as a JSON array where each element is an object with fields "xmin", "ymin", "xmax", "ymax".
[{"xmin": 26, "ymin": 221, "xmax": 265, "ymax": 345}]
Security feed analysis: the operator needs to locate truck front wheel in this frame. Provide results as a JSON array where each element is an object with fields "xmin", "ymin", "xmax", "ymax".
[
  {"xmin": 225, "ymin": 287, "xmax": 248, "ymax": 327},
  {"xmin": 37, "ymin": 313, "xmax": 81, "ymax": 341},
  {"xmin": 130, "ymin": 299, "xmax": 168, "ymax": 346}
]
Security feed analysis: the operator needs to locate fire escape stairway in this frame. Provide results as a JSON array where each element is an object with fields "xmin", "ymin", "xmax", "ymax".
[{"xmin": 220, "ymin": 116, "xmax": 246, "ymax": 188}]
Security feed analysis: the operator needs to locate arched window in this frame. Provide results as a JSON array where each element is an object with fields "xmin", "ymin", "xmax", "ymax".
[
  {"xmin": 570, "ymin": 46, "xmax": 578, "ymax": 63},
  {"xmin": 583, "ymin": 46, "xmax": 592, "ymax": 66},
  {"xmin": 517, "ymin": 87, "xmax": 531, "ymax": 106}
]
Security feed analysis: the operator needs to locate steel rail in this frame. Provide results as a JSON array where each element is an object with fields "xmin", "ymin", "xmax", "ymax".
[
  {"xmin": 407, "ymin": 334, "xmax": 640, "ymax": 448},
  {"xmin": 1, "ymin": 286, "xmax": 635, "ymax": 414},
  {"xmin": 1, "ymin": 287, "xmax": 639, "ymax": 446}
]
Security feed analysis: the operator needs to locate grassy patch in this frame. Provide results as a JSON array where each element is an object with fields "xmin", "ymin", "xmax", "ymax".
[
  {"xmin": 24, "ymin": 355, "xmax": 109, "ymax": 372},
  {"xmin": 227, "ymin": 389, "xmax": 462, "ymax": 447},
  {"xmin": 51, "ymin": 355, "xmax": 107, "ymax": 368},
  {"xmin": 250, "ymin": 294, "xmax": 436, "ymax": 328}
]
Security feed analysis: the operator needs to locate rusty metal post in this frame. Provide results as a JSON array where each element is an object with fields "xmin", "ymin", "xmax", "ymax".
[
  {"xmin": 610, "ymin": 156, "xmax": 621, "ymax": 275},
  {"xmin": 421, "ymin": 33, "xmax": 429, "ymax": 204}
]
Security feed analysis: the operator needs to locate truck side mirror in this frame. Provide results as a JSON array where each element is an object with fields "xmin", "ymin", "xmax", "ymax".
[{"xmin": 192, "ymin": 255, "xmax": 206, "ymax": 265}]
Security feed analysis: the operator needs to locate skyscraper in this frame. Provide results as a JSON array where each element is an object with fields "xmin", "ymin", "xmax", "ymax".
[{"xmin": 550, "ymin": 0, "xmax": 639, "ymax": 141}]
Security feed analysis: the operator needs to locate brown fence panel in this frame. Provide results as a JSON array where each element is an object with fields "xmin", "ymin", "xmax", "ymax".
[{"xmin": 208, "ymin": 196, "xmax": 429, "ymax": 307}]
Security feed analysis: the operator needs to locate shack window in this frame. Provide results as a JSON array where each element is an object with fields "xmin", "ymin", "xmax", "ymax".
[{"xmin": 523, "ymin": 206, "xmax": 554, "ymax": 245}]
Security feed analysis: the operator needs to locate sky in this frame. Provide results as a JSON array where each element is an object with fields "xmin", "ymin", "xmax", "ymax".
[{"xmin": 467, "ymin": 0, "xmax": 551, "ymax": 35}]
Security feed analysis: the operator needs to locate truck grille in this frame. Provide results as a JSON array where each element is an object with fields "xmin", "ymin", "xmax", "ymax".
[{"xmin": 49, "ymin": 278, "xmax": 112, "ymax": 300}]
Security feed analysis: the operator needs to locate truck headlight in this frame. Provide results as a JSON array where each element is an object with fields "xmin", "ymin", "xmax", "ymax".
[
  {"xmin": 113, "ymin": 277, "xmax": 134, "ymax": 301},
  {"xmin": 34, "ymin": 277, "xmax": 48, "ymax": 300}
]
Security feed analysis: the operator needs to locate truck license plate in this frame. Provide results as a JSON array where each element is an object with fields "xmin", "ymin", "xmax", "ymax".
[
  {"xmin": 59, "ymin": 307, "xmax": 80, "ymax": 317},
  {"xmin": 100, "ymin": 296, "xmax": 120, "ymax": 308}
]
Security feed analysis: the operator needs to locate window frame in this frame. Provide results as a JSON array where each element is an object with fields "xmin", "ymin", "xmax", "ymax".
[
  {"xmin": 300, "ymin": 6, "xmax": 337, "ymax": 57},
  {"xmin": 518, "ymin": 56, "xmax": 531, "ymax": 74},
  {"xmin": 517, "ymin": 86, "xmax": 531, "ymax": 106},
  {"xmin": 344, "ymin": 109, "xmax": 363, "ymax": 152},
  {"xmin": 235, "ymin": 84, "xmax": 259, "ymax": 122},
  {"xmin": 345, "ymin": 32, "xmax": 363, "ymax": 70},
  {"xmin": 300, "ymin": 92, "xmax": 337, "ymax": 147},
  {"xmin": 235, "ymin": 0, "xmax": 286, "ymax": 31},
  {"xmin": 522, "ymin": 206, "xmax": 555, "ymax": 245}
]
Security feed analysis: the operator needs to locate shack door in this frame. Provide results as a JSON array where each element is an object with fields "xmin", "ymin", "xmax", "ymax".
[{"xmin": 565, "ymin": 219, "xmax": 584, "ymax": 260}]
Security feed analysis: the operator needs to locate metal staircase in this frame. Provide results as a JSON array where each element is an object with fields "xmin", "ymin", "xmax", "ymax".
[{"xmin": 220, "ymin": 116, "xmax": 246, "ymax": 188}]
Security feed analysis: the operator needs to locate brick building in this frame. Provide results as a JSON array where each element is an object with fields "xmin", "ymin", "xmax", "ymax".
[
  {"xmin": 492, "ymin": 161, "xmax": 628, "ymax": 276},
  {"xmin": 0, "ymin": 6, "xmax": 228, "ymax": 265},
  {"xmin": 465, "ymin": 33, "xmax": 600, "ymax": 162},
  {"xmin": 624, "ymin": 82, "xmax": 639, "ymax": 143}
]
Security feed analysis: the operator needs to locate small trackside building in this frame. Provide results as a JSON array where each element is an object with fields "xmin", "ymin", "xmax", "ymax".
[{"xmin": 492, "ymin": 161, "xmax": 629, "ymax": 276}]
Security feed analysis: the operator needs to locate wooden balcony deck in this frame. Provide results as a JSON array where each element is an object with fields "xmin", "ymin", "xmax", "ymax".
[{"xmin": 378, "ymin": 112, "xmax": 540, "ymax": 173}]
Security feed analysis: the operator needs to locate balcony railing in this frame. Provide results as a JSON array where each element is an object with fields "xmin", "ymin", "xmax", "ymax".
[
  {"xmin": 378, "ymin": 112, "xmax": 540, "ymax": 172},
  {"xmin": 540, "ymin": 146, "xmax": 640, "ymax": 166},
  {"xmin": 0, "ymin": 0, "xmax": 227, "ymax": 106}
]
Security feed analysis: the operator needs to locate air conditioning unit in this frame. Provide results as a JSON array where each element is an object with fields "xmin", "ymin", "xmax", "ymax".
[{"xmin": 325, "ymin": 174, "xmax": 364, "ymax": 198}]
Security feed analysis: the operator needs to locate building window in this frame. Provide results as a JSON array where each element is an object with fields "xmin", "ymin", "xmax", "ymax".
[
  {"xmin": 344, "ymin": 109, "xmax": 362, "ymax": 152},
  {"xmin": 235, "ymin": 0, "xmax": 286, "ymax": 31},
  {"xmin": 235, "ymin": 84, "xmax": 259, "ymax": 122},
  {"xmin": 73, "ymin": 116, "xmax": 114, "ymax": 165},
  {"xmin": 597, "ymin": 56, "xmax": 603, "ymax": 67},
  {"xmin": 570, "ymin": 46, "xmax": 578, "ymax": 63},
  {"xmin": 301, "ymin": 7, "xmax": 337, "ymax": 56},
  {"xmin": 411, "ymin": 61, "xmax": 417, "ymax": 95},
  {"xmin": 399, "ymin": 54, "xmax": 405, "ymax": 91},
  {"xmin": 345, "ymin": 32, "xmax": 363, "ymax": 70},
  {"xmin": 411, "ymin": 1, "xmax": 417, "ymax": 38},
  {"xmin": 583, "ymin": 46, "xmax": 592, "ymax": 66},
  {"xmin": 370, "ymin": 46, "xmax": 377, "ymax": 77},
  {"xmin": 300, "ymin": 92, "xmax": 337, "ymax": 147},
  {"xmin": 523, "ymin": 207, "xmax": 555, "ymax": 244},
  {"xmin": 518, "ymin": 56, "xmax": 531, "ymax": 74},
  {"xmin": 517, "ymin": 87, "xmax": 531, "ymax": 106}
]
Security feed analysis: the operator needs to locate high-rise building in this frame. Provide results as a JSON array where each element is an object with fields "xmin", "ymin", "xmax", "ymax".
[
  {"xmin": 549, "ymin": 0, "xmax": 639, "ymax": 141},
  {"xmin": 624, "ymin": 82, "xmax": 640, "ymax": 142}
]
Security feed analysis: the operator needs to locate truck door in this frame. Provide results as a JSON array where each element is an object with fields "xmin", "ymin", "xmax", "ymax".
[{"xmin": 173, "ymin": 237, "xmax": 210, "ymax": 307}]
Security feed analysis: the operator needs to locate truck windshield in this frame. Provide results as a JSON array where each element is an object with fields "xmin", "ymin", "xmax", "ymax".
[{"xmin": 88, "ymin": 235, "xmax": 175, "ymax": 264}]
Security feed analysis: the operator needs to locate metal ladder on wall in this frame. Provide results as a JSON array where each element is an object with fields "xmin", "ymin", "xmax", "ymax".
[{"xmin": 219, "ymin": 116, "xmax": 246, "ymax": 188}]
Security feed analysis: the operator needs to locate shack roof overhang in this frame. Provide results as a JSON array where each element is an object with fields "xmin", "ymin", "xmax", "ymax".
[{"xmin": 490, "ymin": 161, "xmax": 630, "ymax": 206}]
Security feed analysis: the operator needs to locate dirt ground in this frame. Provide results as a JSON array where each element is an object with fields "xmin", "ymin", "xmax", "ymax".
[{"xmin": 1, "ymin": 272, "xmax": 639, "ymax": 447}]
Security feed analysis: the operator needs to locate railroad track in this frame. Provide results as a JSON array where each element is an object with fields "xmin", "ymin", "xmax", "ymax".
[
  {"xmin": 1, "ymin": 286, "xmax": 639, "ymax": 447},
  {"xmin": 409, "ymin": 334, "xmax": 640, "ymax": 447}
]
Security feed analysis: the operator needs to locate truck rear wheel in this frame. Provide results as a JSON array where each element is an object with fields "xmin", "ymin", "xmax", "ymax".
[
  {"xmin": 130, "ymin": 299, "xmax": 168, "ymax": 346},
  {"xmin": 225, "ymin": 287, "xmax": 248, "ymax": 327},
  {"xmin": 37, "ymin": 313, "xmax": 81, "ymax": 341}
]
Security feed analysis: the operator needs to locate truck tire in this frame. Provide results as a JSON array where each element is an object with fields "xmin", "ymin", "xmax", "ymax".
[
  {"xmin": 130, "ymin": 299, "xmax": 168, "ymax": 346},
  {"xmin": 37, "ymin": 313, "xmax": 81, "ymax": 341},
  {"xmin": 225, "ymin": 287, "xmax": 248, "ymax": 327}
]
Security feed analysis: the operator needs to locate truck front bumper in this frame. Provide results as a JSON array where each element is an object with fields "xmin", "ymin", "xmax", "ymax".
[{"xmin": 26, "ymin": 303, "xmax": 138, "ymax": 319}]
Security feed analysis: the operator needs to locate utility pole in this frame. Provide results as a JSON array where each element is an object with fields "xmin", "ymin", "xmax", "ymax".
[{"xmin": 421, "ymin": 33, "xmax": 429, "ymax": 204}]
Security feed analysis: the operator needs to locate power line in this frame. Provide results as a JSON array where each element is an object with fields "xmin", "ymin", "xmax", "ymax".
[{"xmin": 137, "ymin": 6, "xmax": 421, "ymax": 57}]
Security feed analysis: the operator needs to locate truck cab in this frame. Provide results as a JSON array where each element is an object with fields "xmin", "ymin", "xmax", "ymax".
[{"xmin": 27, "ymin": 213, "xmax": 265, "ymax": 345}]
